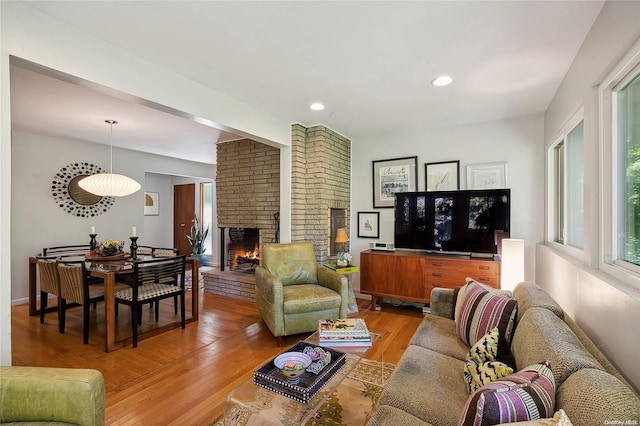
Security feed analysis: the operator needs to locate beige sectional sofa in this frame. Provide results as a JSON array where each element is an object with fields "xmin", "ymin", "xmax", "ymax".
[{"xmin": 368, "ymin": 281, "xmax": 640, "ymax": 426}]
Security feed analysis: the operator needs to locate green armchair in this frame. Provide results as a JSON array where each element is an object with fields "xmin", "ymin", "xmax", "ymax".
[
  {"xmin": 255, "ymin": 241, "xmax": 349, "ymax": 345},
  {"xmin": 0, "ymin": 366, "xmax": 105, "ymax": 425}
]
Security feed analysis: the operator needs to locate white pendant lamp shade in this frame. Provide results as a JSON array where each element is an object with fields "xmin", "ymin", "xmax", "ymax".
[
  {"xmin": 79, "ymin": 172, "xmax": 141, "ymax": 197},
  {"xmin": 79, "ymin": 119, "xmax": 141, "ymax": 197}
]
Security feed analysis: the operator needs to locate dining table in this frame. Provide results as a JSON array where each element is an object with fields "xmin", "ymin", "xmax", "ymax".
[{"xmin": 28, "ymin": 254, "xmax": 199, "ymax": 352}]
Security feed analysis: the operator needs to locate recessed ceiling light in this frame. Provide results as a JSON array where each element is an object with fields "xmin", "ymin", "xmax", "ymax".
[
  {"xmin": 310, "ymin": 102, "xmax": 325, "ymax": 111},
  {"xmin": 432, "ymin": 76, "xmax": 453, "ymax": 87}
]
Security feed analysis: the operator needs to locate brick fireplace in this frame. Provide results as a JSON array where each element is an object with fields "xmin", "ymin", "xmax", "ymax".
[
  {"xmin": 221, "ymin": 227, "xmax": 260, "ymax": 272},
  {"xmin": 202, "ymin": 125, "xmax": 351, "ymax": 301}
]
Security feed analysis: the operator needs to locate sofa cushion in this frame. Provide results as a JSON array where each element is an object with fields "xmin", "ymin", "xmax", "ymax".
[
  {"xmin": 556, "ymin": 368, "xmax": 640, "ymax": 425},
  {"xmin": 463, "ymin": 327, "xmax": 513, "ymax": 393},
  {"xmin": 367, "ymin": 404, "xmax": 433, "ymax": 426},
  {"xmin": 466, "ymin": 327, "xmax": 499, "ymax": 364},
  {"xmin": 282, "ymin": 284, "xmax": 341, "ymax": 314},
  {"xmin": 459, "ymin": 361, "xmax": 556, "ymax": 426},
  {"xmin": 378, "ymin": 345, "xmax": 470, "ymax": 426},
  {"xmin": 507, "ymin": 409, "xmax": 573, "ymax": 425},
  {"xmin": 512, "ymin": 282, "xmax": 564, "ymax": 323},
  {"xmin": 511, "ymin": 308, "xmax": 603, "ymax": 387},
  {"xmin": 463, "ymin": 360, "xmax": 514, "ymax": 393},
  {"xmin": 410, "ymin": 313, "xmax": 471, "ymax": 361},
  {"xmin": 454, "ymin": 278, "xmax": 512, "ymax": 323},
  {"xmin": 456, "ymin": 281, "xmax": 518, "ymax": 351}
]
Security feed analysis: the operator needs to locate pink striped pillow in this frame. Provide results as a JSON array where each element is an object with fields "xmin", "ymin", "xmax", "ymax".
[
  {"xmin": 459, "ymin": 361, "xmax": 556, "ymax": 426},
  {"xmin": 456, "ymin": 281, "xmax": 517, "ymax": 349}
]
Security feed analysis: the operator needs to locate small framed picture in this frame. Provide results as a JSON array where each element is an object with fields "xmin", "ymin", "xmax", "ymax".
[
  {"xmin": 467, "ymin": 162, "xmax": 508, "ymax": 189},
  {"xmin": 425, "ymin": 160, "xmax": 460, "ymax": 191},
  {"xmin": 358, "ymin": 212, "xmax": 380, "ymax": 238},
  {"xmin": 372, "ymin": 156, "xmax": 418, "ymax": 208},
  {"xmin": 144, "ymin": 192, "xmax": 159, "ymax": 216}
]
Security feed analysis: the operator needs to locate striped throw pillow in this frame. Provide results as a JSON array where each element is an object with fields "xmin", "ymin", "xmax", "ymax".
[
  {"xmin": 459, "ymin": 361, "xmax": 556, "ymax": 426},
  {"xmin": 456, "ymin": 281, "xmax": 518, "ymax": 349}
]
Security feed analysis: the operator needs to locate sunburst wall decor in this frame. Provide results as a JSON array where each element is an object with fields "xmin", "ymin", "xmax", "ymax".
[{"xmin": 51, "ymin": 162, "xmax": 115, "ymax": 217}]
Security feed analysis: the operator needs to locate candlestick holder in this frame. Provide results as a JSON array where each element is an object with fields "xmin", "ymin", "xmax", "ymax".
[
  {"xmin": 130, "ymin": 236, "xmax": 139, "ymax": 260},
  {"xmin": 89, "ymin": 234, "xmax": 97, "ymax": 253}
]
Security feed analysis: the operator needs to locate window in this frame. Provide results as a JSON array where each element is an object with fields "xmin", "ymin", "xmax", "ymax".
[
  {"xmin": 616, "ymin": 70, "xmax": 640, "ymax": 267},
  {"xmin": 601, "ymin": 38, "xmax": 640, "ymax": 288},
  {"xmin": 548, "ymin": 111, "xmax": 584, "ymax": 252}
]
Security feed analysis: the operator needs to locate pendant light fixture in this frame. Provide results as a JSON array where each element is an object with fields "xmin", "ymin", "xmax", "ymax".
[{"xmin": 79, "ymin": 119, "xmax": 141, "ymax": 197}]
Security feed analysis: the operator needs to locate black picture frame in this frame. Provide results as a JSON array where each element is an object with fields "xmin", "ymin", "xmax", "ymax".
[
  {"xmin": 372, "ymin": 156, "xmax": 418, "ymax": 208},
  {"xmin": 358, "ymin": 212, "xmax": 380, "ymax": 238},
  {"xmin": 425, "ymin": 160, "xmax": 460, "ymax": 191}
]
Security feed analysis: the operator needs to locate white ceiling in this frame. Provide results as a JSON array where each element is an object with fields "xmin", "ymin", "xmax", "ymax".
[{"xmin": 10, "ymin": 1, "xmax": 604, "ymax": 165}]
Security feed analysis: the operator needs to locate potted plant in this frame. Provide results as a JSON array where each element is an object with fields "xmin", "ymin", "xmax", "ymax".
[{"xmin": 186, "ymin": 214, "xmax": 209, "ymax": 255}]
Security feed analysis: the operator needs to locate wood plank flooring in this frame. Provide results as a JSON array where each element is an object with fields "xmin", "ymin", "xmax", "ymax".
[{"xmin": 10, "ymin": 291, "xmax": 424, "ymax": 425}]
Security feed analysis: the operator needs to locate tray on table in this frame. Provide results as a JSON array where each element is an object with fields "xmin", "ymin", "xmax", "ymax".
[{"xmin": 253, "ymin": 341, "xmax": 347, "ymax": 403}]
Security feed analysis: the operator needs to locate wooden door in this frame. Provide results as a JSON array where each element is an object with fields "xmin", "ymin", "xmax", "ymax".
[{"xmin": 173, "ymin": 183, "xmax": 196, "ymax": 256}]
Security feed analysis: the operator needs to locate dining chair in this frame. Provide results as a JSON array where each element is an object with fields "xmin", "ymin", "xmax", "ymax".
[
  {"xmin": 136, "ymin": 245, "xmax": 153, "ymax": 256},
  {"xmin": 42, "ymin": 244, "xmax": 92, "ymax": 257},
  {"xmin": 56, "ymin": 260, "xmax": 128, "ymax": 344},
  {"xmin": 152, "ymin": 247, "xmax": 179, "ymax": 257},
  {"xmin": 114, "ymin": 256, "xmax": 186, "ymax": 348},
  {"xmin": 134, "ymin": 246, "xmax": 179, "ymax": 312},
  {"xmin": 36, "ymin": 258, "xmax": 61, "ymax": 328}
]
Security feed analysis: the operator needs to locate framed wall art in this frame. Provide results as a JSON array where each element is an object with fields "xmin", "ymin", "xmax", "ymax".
[
  {"xmin": 51, "ymin": 162, "xmax": 115, "ymax": 217},
  {"xmin": 425, "ymin": 160, "xmax": 459, "ymax": 191},
  {"xmin": 144, "ymin": 191, "xmax": 159, "ymax": 216},
  {"xmin": 467, "ymin": 162, "xmax": 508, "ymax": 189},
  {"xmin": 357, "ymin": 211, "xmax": 380, "ymax": 238},
  {"xmin": 372, "ymin": 156, "xmax": 418, "ymax": 208}
]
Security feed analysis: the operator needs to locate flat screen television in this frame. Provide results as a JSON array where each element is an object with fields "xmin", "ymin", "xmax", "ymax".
[{"xmin": 394, "ymin": 189, "xmax": 510, "ymax": 256}]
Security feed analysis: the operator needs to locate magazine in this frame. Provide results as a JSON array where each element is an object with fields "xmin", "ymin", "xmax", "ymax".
[{"xmin": 318, "ymin": 318, "xmax": 370, "ymax": 338}]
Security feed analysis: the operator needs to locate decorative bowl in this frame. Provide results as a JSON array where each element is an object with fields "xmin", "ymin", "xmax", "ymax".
[{"xmin": 273, "ymin": 352, "xmax": 312, "ymax": 383}]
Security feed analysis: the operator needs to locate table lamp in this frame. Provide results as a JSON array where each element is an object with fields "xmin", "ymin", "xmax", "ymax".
[{"xmin": 335, "ymin": 228, "xmax": 350, "ymax": 267}]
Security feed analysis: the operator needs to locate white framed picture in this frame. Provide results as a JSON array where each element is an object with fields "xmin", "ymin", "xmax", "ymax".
[
  {"xmin": 144, "ymin": 191, "xmax": 159, "ymax": 216},
  {"xmin": 466, "ymin": 162, "xmax": 508, "ymax": 189}
]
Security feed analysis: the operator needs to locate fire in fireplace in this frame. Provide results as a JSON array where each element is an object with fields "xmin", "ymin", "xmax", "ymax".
[{"xmin": 222, "ymin": 228, "xmax": 260, "ymax": 272}]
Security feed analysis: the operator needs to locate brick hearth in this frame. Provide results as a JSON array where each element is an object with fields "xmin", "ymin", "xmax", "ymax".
[{"xmin": 201, "ymin": 269, "xmax": 256, "ymax": 302}]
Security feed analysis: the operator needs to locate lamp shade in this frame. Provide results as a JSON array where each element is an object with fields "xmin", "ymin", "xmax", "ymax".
[
  {"xmin": 335, "ymin": 228, "xmax": 349, "ymax": 243},
  {"xmin": 501, "ymin": 238, "xmax": 524, "ymax": 292},
  {"xmin": 79, "ymin": 173, "xmax": 141, "ymax": 197}
]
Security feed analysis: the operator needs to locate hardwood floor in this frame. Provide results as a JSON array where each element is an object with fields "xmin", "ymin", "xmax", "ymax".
[{"xmin": 10, "ymin": 291, "xmax": 424, "ymax": 425}]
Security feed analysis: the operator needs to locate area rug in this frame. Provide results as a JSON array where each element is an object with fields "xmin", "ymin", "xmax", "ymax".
[{"xmin": 211, "ymin": 358, "xmax": 395, "ymax": 426}]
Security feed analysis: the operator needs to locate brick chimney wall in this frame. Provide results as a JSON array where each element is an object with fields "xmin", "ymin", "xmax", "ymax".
[
  {"xmin": 216, "ymin": 139, "xmax": 280, "ymax": 245},
  {"xmin": 216, "ymin": 126, "xmax": 351, "ymax": 262},
  {"xmin": 292, "ymin": 124, "xmax": 351, "ymax": 262}
]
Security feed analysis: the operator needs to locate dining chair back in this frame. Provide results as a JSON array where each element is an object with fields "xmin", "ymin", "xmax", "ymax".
[
  {"xmin": 36, "ymin": 258, "xmax": 61, "ymax": 327},
  {"xmin": 152, "ymin": 247, "xmax": 179, "ymax": 257},
  {"xmin": 57, "ymin": 261, "xmax": 106, "ymax": 344},
  {"xmin": 115, "ymin": 256, "xmax": 186, "ymax": 348},
  {"xmin": 136, "ymin": 245, "xmax": 153, "ymax": 256},
  {"xmin": 42, "ymin": 244, "xmax": 92, "ymax": 258}
]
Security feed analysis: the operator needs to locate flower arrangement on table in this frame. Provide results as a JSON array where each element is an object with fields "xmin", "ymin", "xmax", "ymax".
[
  {"xmin": 97, "ymin": 239, "xmax": 124, "ymax": 257},
  {"xmin": 336, "ymin": 251, "xmax": 352, "ymax": 267}
]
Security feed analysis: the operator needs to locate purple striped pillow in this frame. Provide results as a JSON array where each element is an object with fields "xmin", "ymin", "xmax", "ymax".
[
  {"xmin": 456, "ymin": 281, "xmax": 517, "ymax": 349},
  {"xmin": 459, "ymin": 361, "xmax": 556, "ymax": 426}
]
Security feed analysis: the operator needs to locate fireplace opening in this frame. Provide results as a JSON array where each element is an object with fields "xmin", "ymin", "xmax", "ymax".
[{"xmin": 221, "ymin": 228, "xmax": 260, "ymax": 273}]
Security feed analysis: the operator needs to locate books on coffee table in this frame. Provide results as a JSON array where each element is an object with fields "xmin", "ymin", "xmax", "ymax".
[{"xmin": 318, "ymin": 318, "xmax": 371, "ymax": 346}]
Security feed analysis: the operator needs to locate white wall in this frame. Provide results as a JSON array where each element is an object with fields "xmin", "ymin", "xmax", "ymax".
[
  {"xmin": 143, "ymin": 173, "xmax": 178, "ymax": 248},
  {"xmin": 540, "ymin": 0, "xmax": 640, "ymax": 392},
  {"xmin": 350, "ymin": 115, "xmax": 545, "ymax": 292},
  {"xmin": 10, "ymin": 131, "xmax": 215, "ymax": 304}
]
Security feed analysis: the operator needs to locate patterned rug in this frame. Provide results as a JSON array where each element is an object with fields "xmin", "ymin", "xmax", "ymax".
[{"xmin": 211, "ymin": 358, "xmax": 394, "ymax": 426}]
